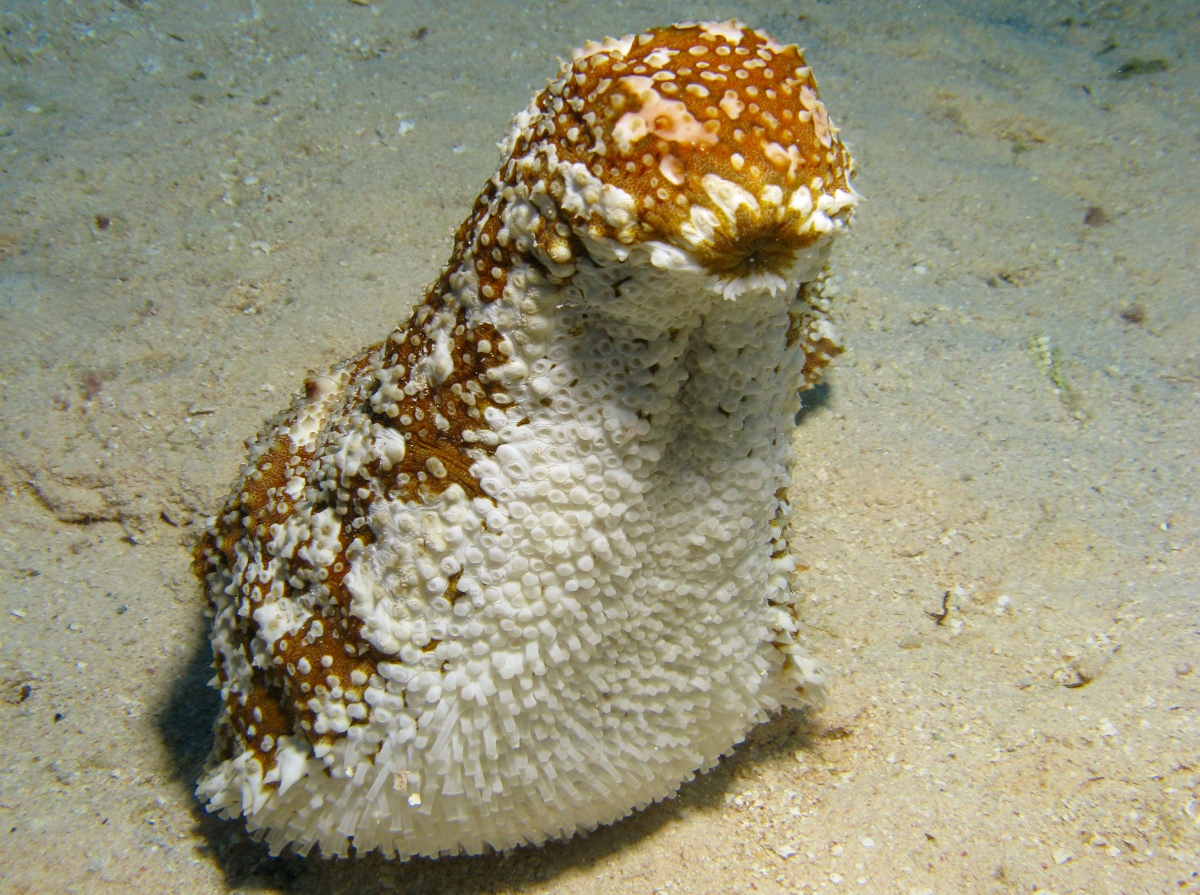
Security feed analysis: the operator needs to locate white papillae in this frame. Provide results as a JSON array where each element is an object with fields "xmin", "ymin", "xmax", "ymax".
[{"xmin": 197, "ymin": 20, "xmax": 853, "ymax": 860}]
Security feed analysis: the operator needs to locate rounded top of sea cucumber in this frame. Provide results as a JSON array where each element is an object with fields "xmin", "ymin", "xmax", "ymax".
[{"xmin": 499, "ymin": 20, "xmax": 857, "ymax": 282}]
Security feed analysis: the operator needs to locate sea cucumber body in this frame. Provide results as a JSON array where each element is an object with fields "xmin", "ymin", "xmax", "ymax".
[{"xmin": 196, "ymin": 20, "xmax": 854, "ymax": 858}]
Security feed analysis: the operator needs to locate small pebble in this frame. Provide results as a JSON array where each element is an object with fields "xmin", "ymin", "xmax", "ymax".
[
  {"xmin": 1177, "ymin": 662, "xmax": 1193, "ymax": 677},
  {"xmin": 1052, "ymin": 847, "xmax": 1073, "ymax": 864},
  {"xmin": 775, "ymin": 844, "xmax": 797, "ymax": 859},
  {"xmin": 1083, "ymin": 205, "xmax": 1109, "ymax": 227},
  {"xmin": 861, "ymin": 837, "xmax": 875, "ymax": 848},
  {"xmin": 1119, "ymin": 302, "xmax": 1146, "ymax": 325}
]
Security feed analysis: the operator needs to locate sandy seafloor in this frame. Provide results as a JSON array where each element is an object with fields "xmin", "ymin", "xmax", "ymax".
[{"xmin": 0, "ymin": 0, "xmax": 1197, "ymax": 892}]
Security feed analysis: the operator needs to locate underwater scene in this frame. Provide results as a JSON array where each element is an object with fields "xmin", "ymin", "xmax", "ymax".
[{"xmin": 0, "ymin": 1, "xmax": 1196, "ymax": 893}]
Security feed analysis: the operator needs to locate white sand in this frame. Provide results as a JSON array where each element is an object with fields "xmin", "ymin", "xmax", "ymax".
[{"xmin": 0, "ymin": 1, "xmax": 1196, "ymax": 893}]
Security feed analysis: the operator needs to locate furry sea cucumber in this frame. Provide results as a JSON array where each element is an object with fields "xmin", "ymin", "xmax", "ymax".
[{"xmin": 195, "ymin": 19, "xmax": 857, "ymax": 859}]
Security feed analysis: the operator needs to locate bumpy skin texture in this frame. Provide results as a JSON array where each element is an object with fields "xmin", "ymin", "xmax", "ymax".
[{"xmin": 195, "ymin": 20, "xmax": 857, "ymax": 859}]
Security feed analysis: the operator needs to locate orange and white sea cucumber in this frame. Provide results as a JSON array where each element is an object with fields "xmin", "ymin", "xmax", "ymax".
[{"xmin": 195, "ymin": 20, "xmax": 857, "ymax": 859}]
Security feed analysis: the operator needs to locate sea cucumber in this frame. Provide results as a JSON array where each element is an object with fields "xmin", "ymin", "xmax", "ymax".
[{"xmin": 194, "ymin": 19, "xmax": 857, "ymax": 859}]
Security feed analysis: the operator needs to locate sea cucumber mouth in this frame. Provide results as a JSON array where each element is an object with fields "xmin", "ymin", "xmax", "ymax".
[{"xmin": 700, "ymin": 216, "xmax": 806, "ymax": 281}]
